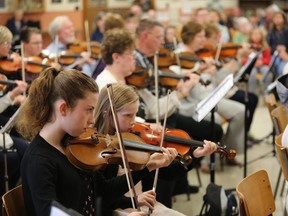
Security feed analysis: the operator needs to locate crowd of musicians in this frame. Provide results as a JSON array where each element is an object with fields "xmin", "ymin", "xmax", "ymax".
[{"xmin": 0, "ymin": 2, "xmax": 288, "ymax": 216}]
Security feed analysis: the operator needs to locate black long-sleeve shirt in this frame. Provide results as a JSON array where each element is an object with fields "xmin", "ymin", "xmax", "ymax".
[{"xmin": 21, "ymin": 134, "xmax": 150, "ymax": 216}]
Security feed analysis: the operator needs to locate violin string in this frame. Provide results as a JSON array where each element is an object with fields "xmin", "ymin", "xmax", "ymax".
[{"xmin": 106, "ymin": 84, "xmax": 140, "ymax": 211}]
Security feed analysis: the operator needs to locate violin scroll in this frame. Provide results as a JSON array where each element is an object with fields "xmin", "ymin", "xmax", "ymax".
[{"xmin": 215, "ymin": 144, "xmax": 237, "ymax": 160}]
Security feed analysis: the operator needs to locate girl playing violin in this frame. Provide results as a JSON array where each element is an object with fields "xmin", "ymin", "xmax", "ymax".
[
  {"xmin": 17, "ymin": 67, "xmax": 176, "ymax": 216},
  {"xmin": 96, "ymin": 27, "xmax": 222, "ymax": 207},
  {"xmin": 94, "ymin": 83, "xmax": 217, "ymax": 215}
]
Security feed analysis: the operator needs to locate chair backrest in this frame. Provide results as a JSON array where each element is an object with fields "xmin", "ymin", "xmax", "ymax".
[
  {"xmin": 2, "ymin": 185, "xmax": 26, "ymax": 216},
  {"xmin": 271, "ymin": 104, "xmax": 288, "ymax": 135},
  {"xmin": 236, "ymin": 170, "xmax": 275, "ymax": 216},
  {"xmin": 275, "ymin": 133, "xmax": 288, "ymax": 181},
  {"xmin": 265, "ymin": 93, "xmax": 278, "ymax": 116}
]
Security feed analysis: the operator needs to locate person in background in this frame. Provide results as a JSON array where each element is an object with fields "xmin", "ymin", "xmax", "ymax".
[
  {"xmin": 209, "ymin": 8, "xmax": 230, "ymax": 43},
  {"xmin": 0, "ymin": 79, "xmax": 29, "ymax": 203},
  {"xmin": 245, "ymin": 27, "xmax": 272, "ymax": 94},
  {"xmin": 20, "ymin": 27, "xmax": 61, "ymax": 83},
  {"xmin": 164, "ymin": 25, "xmax": 180, "ymax": 51},
  {"xmin": 232, "ymin": 17, "xmax": 252, "ymax": 45},
  {"xmin": 46, "ymin": 16, "xmax": 97, "ymax": 77},
  {"xmin": 17, "ymin": 67, "xmax": 176, "ymax": 216},
  {"xmin": 6, "ymin": 8, "xmax": 27, "ymax": 48},
  {"xmin": 91, "ymin": 11, "xmax": 106, "ymax": 43}
]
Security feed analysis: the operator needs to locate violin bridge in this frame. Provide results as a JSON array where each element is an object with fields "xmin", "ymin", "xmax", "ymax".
[{"xmin": 105, "ymin": 134, "xmax": 112, "ymax": 147}]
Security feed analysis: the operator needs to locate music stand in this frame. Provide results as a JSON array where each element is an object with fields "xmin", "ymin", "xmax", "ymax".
[
  {"xmin": 193, "ymin": 74, "xmax": 234, "ymax": 183},
  {"xmin": 0, "ymin": 107, "xmax": 21, "ymax": 192},
  {"xmin": 233, "ymin": 51, "xmax": 260, "ymax": 178},
  {"xmin": 262, "ymin": 50, "xmax": 278, "ymax": 84}
]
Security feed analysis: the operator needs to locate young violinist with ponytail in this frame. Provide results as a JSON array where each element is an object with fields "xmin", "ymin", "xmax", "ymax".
[
  {"xmin": 96, "ymin": 27, "xmax": 221, "ymax": 208},
  {"xmin": 94, "ymin": 83, "xmax": 217, "ymax": 215},
  {"xmin": 17, "ymin": 67, "xmax": 176, "ymax": 216}
]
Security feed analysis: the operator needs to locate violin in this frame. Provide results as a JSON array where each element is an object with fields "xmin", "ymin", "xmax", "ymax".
[
  {"xmin": 195, "ymin": 44, "xmax": 216, "ymax": 59},
  {"xmin": 67, "ymin": 40, "xmax": 100, "ymax": 59},
  {"xmin": 0, "ymin": 54, "xmax": 21, "ymax": 74},
  {"xmin": 219, "ymin": 42, "xmax": 242, "ymax": 59},
  {"xmin": 64, "ymin": 128, "xmax": 164, "ymax": 171},
  {"xmin": 157, "ymin": 48, "xmax": 204, "ymax": 69},
  {"xmin": 0, "ymin": 55, "xmax": 52, "ymax": 74},
  {"xmin": 125, "ymin": 65, "xmax": 152, "ymax": 89},
  {"xmin": 24, "ymin": 56, "xmax": 51, "ymax": 74},
  {"xmin": 0, "ymin": 74, "xmax": 16, "ymax": 92},
  {"xmin": 126, "ymin": 65, "xmax": 193, "ymax": 89},
  {"xmin": 129, "ymin": 122, "xmax": 237, "ymax": 160}
]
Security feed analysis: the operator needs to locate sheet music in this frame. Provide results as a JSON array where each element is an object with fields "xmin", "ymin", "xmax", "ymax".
[
  {"xmin": 0, "ymin": 107, "xmax": 21, "ymax": 134},
  {"xmin": 193, "ymin": 74, "xmax": 234, "ymax": 122},
  {"xmin": 234, "ymin": 52, "xmax": 258, "ymax": 83}
]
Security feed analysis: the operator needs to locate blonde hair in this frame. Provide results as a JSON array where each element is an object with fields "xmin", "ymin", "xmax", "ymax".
[
  {"xmin": 94, "ymin": 83, "xmax": 139, "ymax": 135},
  {"xmin": 0, "ymin": 26, "xmax": 12, "ymax": 44}
]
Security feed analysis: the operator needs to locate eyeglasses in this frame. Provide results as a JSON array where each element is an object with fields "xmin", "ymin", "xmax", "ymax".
[
  {"xmin": 148, "ymin": 32, "xmax": 164, "ymax": 40},
  {"xmin": 122, "ymin": 51, "xmax": 135, "ymax": 57},
  {"xmin": 1, "ymin": 41, "xmax": 12, "ymax": 46},
  {"xmin": 29, "ymin": 41, "xmax": 42, "ymax": 45}
]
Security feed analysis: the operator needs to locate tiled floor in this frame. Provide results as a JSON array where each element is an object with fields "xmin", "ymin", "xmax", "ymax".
[{"xmin": 171, "ymin": 98, "xmax": 285, "ymax": 216}]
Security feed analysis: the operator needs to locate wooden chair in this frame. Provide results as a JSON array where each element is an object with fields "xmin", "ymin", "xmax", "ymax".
[
  {"xmin": 2, "ymin": 185, "xmax": 26, "ymax": 216},
  {"xmin": 275, "ymin": 133, "xmax": 288, "ymax": 181},
  {"xmin": 275, "ymin": 133, "xmax": 288, "ymax": 216},
  {"xmin": 236, "ymin": 170, "xmax": 275, "ymax": 216},
  {"xmin": 265, "ymin": 93, "xmax": 278, "ymax": 117},
  {"xmin": 271, "ymin": 104, "xmax": 288, "ymax": 135}
]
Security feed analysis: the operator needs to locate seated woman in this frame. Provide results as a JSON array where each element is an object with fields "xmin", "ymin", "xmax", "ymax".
[{"xmin": 0, "ymin": 78, "xmax": 29, "ymax": 197}]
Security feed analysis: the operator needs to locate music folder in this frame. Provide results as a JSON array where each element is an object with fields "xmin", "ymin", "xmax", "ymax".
[
  {"xmin": 193, "ymin": 74, "xmax": 234, "ymax": 122},
  {"xmin": 233, "ymin": 51, "xmax": 259, "ymax": 83},
  {"xmin": 50, "ymin": 201, "xmax": 83, "ymax": 216}
]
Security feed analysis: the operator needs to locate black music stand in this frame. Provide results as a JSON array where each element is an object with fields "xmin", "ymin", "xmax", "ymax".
[
  {"xmin": 263, "ymin": 51, "xmax": 279, "ymax": 95},
  {"xmin": 0, "ymin": 107, "xmax": 21, "ymax": 192},
  {"xmin": 233, "ymin": 52, "xmax": 259, "ymax": 178},
  {"xmin": 262, "ymin": 50, "xmax": 279, "ymax": 87},
  {"xmin": 193, "ymin": 74, "xmax": 234, "ymax": 183}
]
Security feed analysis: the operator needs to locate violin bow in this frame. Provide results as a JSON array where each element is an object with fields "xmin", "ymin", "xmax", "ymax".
[
  {"xmin": 173, "ymin": 37, "xmax": 181, "ymax": 71},
  {"xmin": 54, "ymin": 35, "xmax": 59, "ymax": 64},
  {"xmin": 106, "ymin": 84, "xmax": 140, "ymax": 211},
  {"xmin": 214, "ymin": 35, "xmax": 223, "ymax": 63},
  {"xmin": 148, "ymin": 90, "xmax": 171, "ymax": 216},
  {"xmin": 84, "ymin": 20, "xmax": 92, "ymax": 56},
  {"xmin": 153, "ymin": 51, "xmax": 160, "ymax": 125},
  {"xmin": 20, "ymin": 42, "xmax": 26, "ymax": 97}
]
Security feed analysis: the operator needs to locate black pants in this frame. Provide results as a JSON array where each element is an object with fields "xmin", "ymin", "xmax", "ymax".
[
  {"xmin": 229, "ymin": 90, "xmax": 258, "ymax": 132},
  {"xmin": 150, "ymin": 113, "xmax": 224, "ymax": 208}
]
